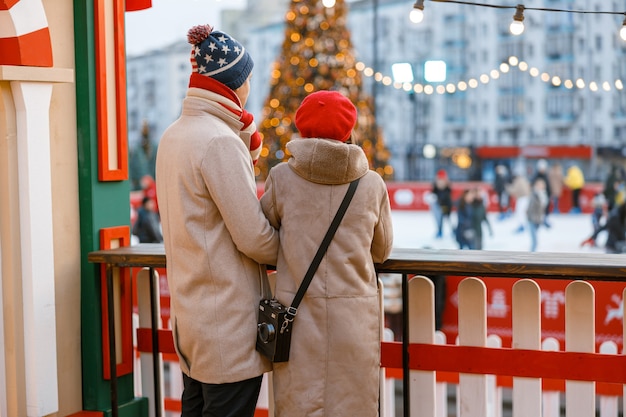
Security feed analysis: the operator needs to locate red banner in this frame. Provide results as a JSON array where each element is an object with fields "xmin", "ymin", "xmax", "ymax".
[{"xmin": 441, "ymin": 276, "xmax": 626, "ymax": 351}]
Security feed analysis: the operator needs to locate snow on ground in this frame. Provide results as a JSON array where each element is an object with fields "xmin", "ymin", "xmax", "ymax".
[{"xmin": 392, "ymin": 210, "xmax": 608, "ymax": 254}]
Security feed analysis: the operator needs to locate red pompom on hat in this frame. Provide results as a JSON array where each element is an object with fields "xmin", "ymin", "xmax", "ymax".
[
  {"xmin": 436, "ymin": 169, "xmax": 448, "ymax": 179},
  {"xmin": 294, "ymin": 90, "xmax": 357, "ymax": 142}
]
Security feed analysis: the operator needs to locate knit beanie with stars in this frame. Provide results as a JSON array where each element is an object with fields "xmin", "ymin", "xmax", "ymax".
[{"xmin": 187, "ymin": 24, "xmax": 253, "ymax": 91}]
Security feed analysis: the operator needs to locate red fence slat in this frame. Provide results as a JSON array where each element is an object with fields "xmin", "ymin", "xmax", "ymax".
[
  {"xmin": 381, "ymin": 342, "xmax": 626, "ymax": 384},
  {"xmin": 136, "ymin": 328, "xmax": 176, "ymax": 354}
]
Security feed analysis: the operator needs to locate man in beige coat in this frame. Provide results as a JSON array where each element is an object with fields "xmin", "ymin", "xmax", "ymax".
[
  {"xmin": 260, "ymin": 90, "xmax": 394, "ymax": 416},
  {"xmin": 156, "ymin": 24, "xmax": 278, "ymax": 417}
]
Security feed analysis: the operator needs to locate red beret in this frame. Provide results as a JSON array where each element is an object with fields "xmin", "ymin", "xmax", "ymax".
[{"xmin": 294, "ymin": 90, "xmax": 357, "ymax": 142}]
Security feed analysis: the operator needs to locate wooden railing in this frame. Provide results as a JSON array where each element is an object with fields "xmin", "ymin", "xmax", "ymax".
[{"xmin": 88, "ymin": 244, "xmax": 626, "ymax": 417}]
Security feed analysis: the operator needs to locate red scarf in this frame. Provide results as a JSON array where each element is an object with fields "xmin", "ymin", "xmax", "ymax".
[{"xmin": 189, "ymin": 73, "xmax": 262, "ymax": 164}]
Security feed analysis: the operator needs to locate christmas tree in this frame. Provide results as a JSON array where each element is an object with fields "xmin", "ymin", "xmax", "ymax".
[{"xmin": 255, "ymin": 0, "xmax": 393, "ymax": 181}]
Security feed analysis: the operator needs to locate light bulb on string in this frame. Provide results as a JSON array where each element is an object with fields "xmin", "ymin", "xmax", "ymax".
[
  {"xmin": 620, "ymin": 16, "xmax": 626, "ymax": 41},
  {"xmin": 355, "ymin": 52, "xmax": 626, "ymax": 97},
  {"xmin": 509, "ymin": 5, "xmax": 525, "ymax": 36},
  {"xmin": 410, "ymin": 0, "xmax": 425, "ymax": 24},
  {"xmin": 322, "ymin": 0, "xmax": 335, "ymax": 8}
]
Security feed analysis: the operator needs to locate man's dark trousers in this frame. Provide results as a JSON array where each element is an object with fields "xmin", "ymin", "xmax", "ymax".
[{"xmin": 182, "ymin": 373, "xmax": 263, "ymax": 417}]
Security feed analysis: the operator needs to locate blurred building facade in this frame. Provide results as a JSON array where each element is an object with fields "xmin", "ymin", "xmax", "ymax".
[
  {"xmin": 126, "ymin": 0, "xmax": 626, "ymax": 181},
  {"xmin": 126, "ymin": 40, "xmax": 190, "ymax": 149}
]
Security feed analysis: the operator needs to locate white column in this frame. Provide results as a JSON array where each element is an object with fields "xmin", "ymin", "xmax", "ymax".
[{"xmin": 11, "ymin": 80, "xmax": 58, "ymax": 416}]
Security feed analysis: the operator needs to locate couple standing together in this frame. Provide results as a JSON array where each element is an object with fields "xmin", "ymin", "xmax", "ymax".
[{"xmin": 155, "ymin": 24, "xmax": 394, "ymax": 416}]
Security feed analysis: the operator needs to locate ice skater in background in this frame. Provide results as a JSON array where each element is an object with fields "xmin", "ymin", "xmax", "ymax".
[
  {"xmin": 581, "ymin": 202, "xmax": 626, "ymax": 253},
  {"xmin": 527, "ymin": 177, "xmax": 549, "ymax": 252},
  {"xmin": 531, "ymin": 159, "xmax": 552, "ymax": 228},
  {"xmin": 455, "ymin": 189, "xmax": 476, "ymax": 250},
  {"xmin": 471, "ymin": 187, "xmax": 493, "ymax": 250},
  {"xmin": 564, "ymin": 164, "xmax": 585, "ymax": 213},
  {"xmin": 493, "ymin": 164, "xmax": 511, "ymax": 220},
  {"xmin": 591, "ymin": 192, "xmax": 607, "ymax": 238},
  {"xmin": 548, "ymin": 161, "xmax": 564, "ymax": 214},
  {"xmin": 430, "ymin": 169, "xmax": 453, "ymax": 238},
  {"xmin": 507, "ymin": 167, "xmax": 531, "ymax": 234}
]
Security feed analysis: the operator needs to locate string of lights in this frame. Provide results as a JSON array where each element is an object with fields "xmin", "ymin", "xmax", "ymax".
[
  {"xmin": 355, "ymin": 56, "xmax": 625, "ymax": 95},
  {"xmin": 410, "ymin": 0, "xmax": 626, "ymax": 39}
]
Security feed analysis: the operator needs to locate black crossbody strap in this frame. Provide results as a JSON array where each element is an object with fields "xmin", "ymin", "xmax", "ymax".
[{"xmin": 285, "ymin": 178, "xmax": 360, "ymax": 320}]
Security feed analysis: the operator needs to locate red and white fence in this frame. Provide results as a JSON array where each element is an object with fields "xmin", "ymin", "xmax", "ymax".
[
  {"xmin": 381, "ymin": 275, "xmax": 626, "ymax": 417},
  {"xmin": 132, "ymin": 267, "xmax": 626, "ymax": 417}
]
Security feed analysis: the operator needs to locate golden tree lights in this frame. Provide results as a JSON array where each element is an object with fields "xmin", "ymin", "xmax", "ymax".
[{"xmin": 255, "ymin": 0, "xmax": 393, "ymax": 181}]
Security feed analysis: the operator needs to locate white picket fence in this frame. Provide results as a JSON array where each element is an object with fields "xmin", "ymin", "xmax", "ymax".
[
  {"xmin": 132, "ymin": 268, "xmax": 626, "ymax": 417},
  {"xmin": 395, "ymin": 275, "xmax": 625, "ymax": 417}
]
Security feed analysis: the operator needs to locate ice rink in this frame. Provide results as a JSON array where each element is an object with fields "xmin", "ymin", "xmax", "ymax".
[{"xmin": 392, "ymin": 209, "xmax": 608, "ymax": 254}]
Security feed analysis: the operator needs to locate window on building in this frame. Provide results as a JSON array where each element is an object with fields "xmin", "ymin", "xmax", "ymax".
[
  {"xmin": 595, "ymin": 96, "xmax": 602, "ymax": 111},
  {"xmin": 613, "ymin": 126, "xmax": 619, "ymax": 141},
  {"xmin": 616, "ymin": 89, "xmax": 626, "ymax": 116},
  {"xmin": 546, "ymin": 92, "xmax": 575, "ymax": 120},
  {"xmin": 445, "ymin": 97, "xmax": 466, "ymax": 123},
  {"xmin": 556, "ymin": 127, "xmax": 570, "ymax": 142},
  {"xmin": 595, "ymin": 127, "xmax": 603, "ymax": 143},
  {"xmin": 546, "ymin": 34, "xmax": 574, "ymax": 58},
  {"xmin": 128, "ymin": 111, "xmax": 138, "ymax": 132},
  {"xmin": 498, "ymin": 97, "xmax": 513, "ymax": 121},
  {"xmin": 144, "ymin": 80, "xmax": 156, "ymax": 107},
  {"xmin": 379, "ymin": 16, "xmax": 389, "ymax": 40}
]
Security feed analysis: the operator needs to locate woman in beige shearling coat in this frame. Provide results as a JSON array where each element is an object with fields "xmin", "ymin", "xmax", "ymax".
[{"xmin": 260, "ymin": 91, "xmax": 394, "ymax": 417}]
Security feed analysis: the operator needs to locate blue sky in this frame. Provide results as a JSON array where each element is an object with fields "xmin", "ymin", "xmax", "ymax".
[{"xmin": 125, "ymin": 0, "xmax": 246, "ymax": 56}]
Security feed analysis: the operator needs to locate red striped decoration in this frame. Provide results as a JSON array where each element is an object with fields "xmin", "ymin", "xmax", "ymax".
[
  {"xmin": 0, "ymin": 0, "xmax": 20, "ymax": 9},
  {"xmin": 0, "ymin": 0, "xmax": 53, "ymax": 66},
  {"xmin": 125, "ymin": 0, "xmax": 152, "ymax": 11}
]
